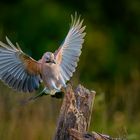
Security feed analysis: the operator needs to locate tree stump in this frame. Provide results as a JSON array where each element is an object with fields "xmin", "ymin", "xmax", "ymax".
[
  {"xmin": 53, "ymin": 84, "xmax": 95, "ymax": 140},
  {"xmin": 54, "ymin": 84, "xmax": 115, "ymax": 140}
]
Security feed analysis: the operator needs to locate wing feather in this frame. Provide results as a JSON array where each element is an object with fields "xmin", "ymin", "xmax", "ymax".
[
  {"xmin": 0, "ymin": 37, "xmax": 41, "ymax": 93},
  {"xmin": 54, "ymin": 14, "xmax": 85, "ymax": 82}
]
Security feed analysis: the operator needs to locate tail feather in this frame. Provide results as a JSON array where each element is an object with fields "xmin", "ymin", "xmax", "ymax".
[{"xmin": 20, "ymin": 88, "xmax": 49, "ymax": 105}]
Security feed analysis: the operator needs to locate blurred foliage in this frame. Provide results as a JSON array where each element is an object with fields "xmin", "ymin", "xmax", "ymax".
[{"xmin": 0, "ymin": 0, "xmax": 140, "ymax": 139}]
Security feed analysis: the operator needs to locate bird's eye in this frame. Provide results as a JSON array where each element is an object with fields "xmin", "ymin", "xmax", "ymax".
[
  {"xmin": 45, "ymin": 57, "xmax": 50, "ymax": 63},
  {"xmin": 46, "ymin": 56, "xmax": 50, "ymax": 60}
]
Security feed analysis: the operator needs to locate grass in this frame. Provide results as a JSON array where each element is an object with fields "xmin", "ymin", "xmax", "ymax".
[{"xmin": 0, "ymin": 80, "xmax": 140, "ymax": 140}]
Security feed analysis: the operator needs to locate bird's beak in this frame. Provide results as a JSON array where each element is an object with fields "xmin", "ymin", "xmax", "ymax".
[{"xmin": 52, "ymin": 59, "xmax": 56, "ymax": 64}]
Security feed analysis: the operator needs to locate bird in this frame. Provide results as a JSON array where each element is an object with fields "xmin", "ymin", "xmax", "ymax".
[{"xmin": 0, "ymin": 14, "xmax": 86, "ymax": 101}]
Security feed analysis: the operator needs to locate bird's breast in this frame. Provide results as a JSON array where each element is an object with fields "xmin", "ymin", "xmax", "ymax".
[{"xmin": 42, "ymin": 63, "xmax": 60, "ymax": 80}]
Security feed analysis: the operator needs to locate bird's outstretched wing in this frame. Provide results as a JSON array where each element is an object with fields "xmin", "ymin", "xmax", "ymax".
[
  {"xmin": 54, "ymin": 14, "xmax": 86, "ymax": 82},
  {"xmin": 0, "ymin": 37, "xmax": 41, "ymax": 92}
]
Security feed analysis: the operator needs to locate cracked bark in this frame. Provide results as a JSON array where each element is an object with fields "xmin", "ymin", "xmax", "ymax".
[
  {"xmin": 53, "ymin": 84, "xmax": 116, "ymax": 140},
  {"xmin": 53, "ymin": 84, "xmax": 95, "ymax": 140}
]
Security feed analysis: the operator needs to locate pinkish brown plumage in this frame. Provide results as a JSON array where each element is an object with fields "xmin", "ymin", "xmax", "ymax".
[{"xmin": 0, "ymin": 14, "xmax": 86, "ymax": 97}]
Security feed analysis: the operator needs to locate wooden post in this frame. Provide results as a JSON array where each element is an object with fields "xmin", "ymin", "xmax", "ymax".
[{"xmin": 53, "ymin": 84, "xmax": 95, "ymax": 140}]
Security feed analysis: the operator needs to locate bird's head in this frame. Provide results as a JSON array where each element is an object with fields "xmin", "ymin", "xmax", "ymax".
[{"xmin": 43, "ymin": 52, "xmax": 56, "ymax": 64}]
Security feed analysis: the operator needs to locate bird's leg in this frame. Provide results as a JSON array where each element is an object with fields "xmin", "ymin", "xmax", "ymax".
[{"xmin": 50, "ymin": 80, "xmax": 61, "ymax": 95}]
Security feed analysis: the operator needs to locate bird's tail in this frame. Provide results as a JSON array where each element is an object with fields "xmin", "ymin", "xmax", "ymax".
[{"xmin": 20, "ymin": 88, "xmax": 49, "ymax": 105}]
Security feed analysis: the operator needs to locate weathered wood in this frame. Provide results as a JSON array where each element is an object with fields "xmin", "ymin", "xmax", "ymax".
[
  {"xmin": 69, "ymin": 129, "xmax": 117, "ymax": 140},
  {"xmin": 54, "ymin": 84, "xmax": 95, "ymax": 140}
]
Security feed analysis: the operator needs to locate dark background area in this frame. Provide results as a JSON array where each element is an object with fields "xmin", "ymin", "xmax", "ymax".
[{"xmin": 0, "ymin": 0, "xmax": 140, "ymax": 139}]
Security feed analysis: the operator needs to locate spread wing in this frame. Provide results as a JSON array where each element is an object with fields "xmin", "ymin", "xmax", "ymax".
[
  {"xmin": 0, "ymin": 37, "xmax": 41, "ymax": 93},
  {"xmin": 54, "ymin": 14, "xmax": 86, "ymax": 82}
]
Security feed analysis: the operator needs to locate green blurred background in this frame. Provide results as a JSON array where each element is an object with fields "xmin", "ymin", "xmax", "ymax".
[{"xmin": 0, "ymin": 0, "xmax": 140, "ymax": 139}]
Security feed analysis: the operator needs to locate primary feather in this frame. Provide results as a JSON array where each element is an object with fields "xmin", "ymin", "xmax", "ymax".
[
  {"xmin": 54, "ymin": 13, "xmax": 86, "ymax": 82},
  {"xmin": 0, "ymin": 37, "xmax": 41, "ymax": 92}
]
